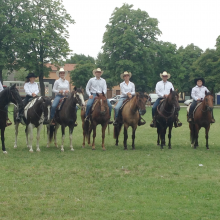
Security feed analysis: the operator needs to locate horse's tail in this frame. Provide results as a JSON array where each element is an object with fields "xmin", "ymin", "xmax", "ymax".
[
  {"xmin": 49, "ymin": 125, "xmax": 55, "ymax": 142},
  {"xmin": 114, "ymin": 122, "xmax": 123, "ymax": 139},
  {"xmin": 84, "ymin": 120, "xmax": 90, "ymax": 141}
]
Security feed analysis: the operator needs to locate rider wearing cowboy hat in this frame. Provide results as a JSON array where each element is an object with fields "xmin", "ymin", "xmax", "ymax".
[
  {"xmin": 85, "ymin": 68, "xmax": 112, "ymax": 124},
  {"xmin": 113, "ymin": 71, "xmax": 146, "ymax": 126},
  {"xmin": 150, "ymin": 71, "xmax": 182, "ymax": 128},
  {"xmin": 188, "ymin": 77, "xmax": 215, "ymax": 123}
]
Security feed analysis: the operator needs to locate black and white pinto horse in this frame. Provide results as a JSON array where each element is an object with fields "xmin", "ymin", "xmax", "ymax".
[
  {"xmin": 0, "ymin": 84, "xmax": 24, "ymax": 154},
  {"xmin": 14, "ymin": 96, "xmax": 51, "ymax": 152},
  {"xmin": 47, "ymin": 87, "xmax": 85, "ymax": 152}
]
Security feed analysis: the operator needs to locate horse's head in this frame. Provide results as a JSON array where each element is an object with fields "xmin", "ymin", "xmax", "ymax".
[
  {"xmin": 204, "ymin": 91, "xmax": 214, "ymax": 111},
  {"xmin": 41, "ymin": 96, "xmax": 52, "ymax": 121},
  {"xmin": 96, "ymin": 92, "xmax": 108, "ymax": 116},
  {"xmin": 8, "ymin": 84, "xmax": 23, "ymax": 107},
  {"xmin": 136, "ymin": 92, "xmax": 148, "ymax": 115},
  {"xmin": 167, "ymin": 88, "xmax": 180, "ymax": 111},
  {"xmin": 72, "ymin": 87, "xmax": 85, "ymax": 107}
]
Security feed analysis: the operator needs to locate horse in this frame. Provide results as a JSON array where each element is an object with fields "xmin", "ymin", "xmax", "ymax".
[
  {"xmin": 0, "ymin": 84, "xmax": 24, "ymax": 154},
  {"xmin": 47, "ymin": 87, "xmax": 85, "ymax": 152},
  {"xmin": 188, "ymin": 91, "xmax": 214, "ymax": 149},
  {"xmin": 113, "ymin": 92, "xmax": 148, "ymax": 150},
  {"xmin": 14, "ymin": 96, "xmax": 51, "ymax": 152},
  {"xmin": 81, "ymin": 92, "xmax": 109, "ymax": 150},
  {"xmin": 155, "ymin": 88, "xmax": 180, "ymax": 149}
]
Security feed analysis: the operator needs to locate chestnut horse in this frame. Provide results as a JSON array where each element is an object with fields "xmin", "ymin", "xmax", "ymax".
[
  {"xmin": 188, "ymin": 91, "xmax": 214, "ymax": 149},
  {"xmin": 114, "ymin": 92, "xmax": 148, "ymax": 150},
  {"xmin": 155, "ymin": 89, "xmax": 180, "ymax": 149},
  {"xmin": 81, "ymin": 93, "xmax": 109, "ymax": 150}
]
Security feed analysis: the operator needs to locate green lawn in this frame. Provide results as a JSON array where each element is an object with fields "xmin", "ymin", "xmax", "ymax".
[{"xmin": 1, "ymin": 106, "xmax": 220, "ymax": 219}]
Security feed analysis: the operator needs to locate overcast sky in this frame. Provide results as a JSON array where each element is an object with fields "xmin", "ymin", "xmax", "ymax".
[{"xmin": 62, "ymin": 0, "xmax": 220, "ymax": 58}]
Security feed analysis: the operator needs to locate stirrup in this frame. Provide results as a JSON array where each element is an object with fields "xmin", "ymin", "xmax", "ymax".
[
  {"xmin": 150, "ymin": 120, "xmax": 156, "ymax": 128},
  {"xmin": 50, "ymin": 119, "xmax": 55, "ymax": 125},
  {"xmin": 211, "ymin": 119, "xmax": 215, "ymax": 123},
  {"xmin": 113, "ymin": 119, "xmax": 118, "ymax": 126},
  {"xmin": 6, "ymin": 119, "xmax": 12, "ymax": 127}
]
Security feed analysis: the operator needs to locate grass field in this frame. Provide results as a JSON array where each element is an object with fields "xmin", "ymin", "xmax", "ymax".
[{"xmin": 1, "ymin": 106, "xmax": 220, "ymax": 219}]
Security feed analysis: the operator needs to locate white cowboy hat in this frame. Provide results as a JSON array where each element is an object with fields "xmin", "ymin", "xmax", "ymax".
[
  {"xmin": 56, "ymin": 67, "xmax": 68, "ymax": 78},
  {"xmin": 160, "ymin": 71, "xmax": 171, "ymax": 79},
  {"xmin": 120, "ymin": 71, "xmax": 132, "ymax": 79},
  {"xmin": 93, "ymin": 68, "xmax": 104, "ymax": 76}
]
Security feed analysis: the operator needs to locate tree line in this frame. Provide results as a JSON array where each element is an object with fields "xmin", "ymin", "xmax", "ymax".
[{"xmin": 1, "ymin": 2, "xmax": 220, "ymax": 95}]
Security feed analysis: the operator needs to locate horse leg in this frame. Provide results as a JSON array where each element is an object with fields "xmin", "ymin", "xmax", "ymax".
[
  {"xmin": 132, "ymin": 126, "xmax": 137, "ymax": 150},
  {"xmin": 60, "ymin": 125, "xmax": 65, "ymax": 152},
  {"xmin": 88, "ymin": 125, "xmax": 93, "ymax": 147},
  {"xmin": 1, "ymin": 128, "xmax": 7, "ymax": 154},
  {"xmin": 205, "ymin": 125, "xmax": 210, "ymax": 150},
  {"xmin": 123, "ymin": 124, "xmax": 128, "ymax": 150},
  {"xmin": 27, "ymin": 124, "xmax": 34, "ymax": 152},
  {"xmin": 168, "ymin": 124, "xmax": 172, "ymax": 149},
  {"xmin": 25, "ymin": 126, "xmax": 28, "ymax": 148},
  {"xmin": 54, "ymin": 124, "xmax": 59, "ymax": 148},
  {"xmin": 46, "ymin": 125, "xmax": 50, "ymax": 148},
  {"xmin": 160, "ymin": 127, "xmax": 166, "ymax": 149},
  {"xmin": 69, "ymin": 127, "xmax": 74, "ymax": 151},
  {"xmin": 14, "ymin": 122, "xmax": 19, "ymax": 148},
  {"xmin": 194, "ymin": 124, "xmax": 199, "ymax": 149},
  {"xmin": 157, "ymin": 125, "xmax": 160, "ymax": 146},
  {"xmin": 101, "ymin": 123, "xmax": 108, "ymax": 151},
  {"xmin": 92, "ymin": 125, "xmax": 97, "ymax": 150},
  {"xmin": 36, "ymin": 124, "xmax": 43, "ymax": 152}
]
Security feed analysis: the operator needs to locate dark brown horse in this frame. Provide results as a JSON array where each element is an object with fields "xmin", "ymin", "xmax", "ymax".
[
  {"xmin": 114, "ymin": 92, "xmax": 148, "ymax": 150},
  {"xmin": 48, "ymin": 87, "xmax": 85, "ymax": 151},
  {"xmin": 189, "ymin": 91, "xmax": 213, "ymax": 149},
  {"xmin": 81, "ymin": 93, "xmax": 109, "ymax": 150},
  {"xmin": 0, "ymin": 84, "xmax": 24, "ymax": 154},
  {"xmin": 156, "ymin": 89, "xmax": 180, "ymax": 149}
]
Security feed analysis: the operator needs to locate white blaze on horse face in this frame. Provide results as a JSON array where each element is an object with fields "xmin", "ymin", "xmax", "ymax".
[{"xmin": 77, "ymin": 92, "xmax": 85, "ymax": 106}]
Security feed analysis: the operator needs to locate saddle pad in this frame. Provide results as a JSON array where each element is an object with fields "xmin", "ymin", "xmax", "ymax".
[
  {"xmin": 91, "ymin": 99, "xmax": 99, "ymax": 112},
  {"xmin": 57, "ymin": 97, "xmax": 67, "ymax": 111},
  {"xmin": 187, "ymin": 102, "xmax": 202, "ymax": 117},
  {"xmin": 120, "ymin": 99, "xmax": 130, "ymax": 110}
]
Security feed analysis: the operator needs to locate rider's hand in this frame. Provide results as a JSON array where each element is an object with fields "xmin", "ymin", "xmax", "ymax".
[
  {"xmin": 128, "ymin": 94, "xmax": 132, "ymax": 99},
  {"xmin": 32, "ymin": 93, "xmax": 36, "ymax": 97},
  {"xmin": 64, "ymin": 90, "xmax": 69, "ymax": 94},
  {"xmin": 89, "ymin": 95, "xmax": 93, "ymax": 99},
  {"xmin": 59, "ymin": 90, "xmax": 63, "ymax": 94},
  {"xmin": 197, "ymin": 98, "xmax": 201, "ymax": 101},
  {"xmin": 164, "ymin": 94, "xmax": 168, "ymax": 98}
]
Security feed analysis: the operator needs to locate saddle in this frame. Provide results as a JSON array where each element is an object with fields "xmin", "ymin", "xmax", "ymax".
[
  {"xmin": 57, "ymin": 97, "xmax": 67, "ymax": 111},
  {"xmin": 187, "ymin": 102, "xmax": 202, "ymax": 118}
]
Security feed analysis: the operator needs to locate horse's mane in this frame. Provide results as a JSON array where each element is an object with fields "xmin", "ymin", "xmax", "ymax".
[{"xmin": 205, "ymin": 92, "xmax": 213, "ymax": 96}]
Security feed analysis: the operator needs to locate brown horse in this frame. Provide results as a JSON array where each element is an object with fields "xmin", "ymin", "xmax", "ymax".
[
  {"xmin": 47, "ymin": 87, "xmax": 85, "ymax": 151},
  {"xmin": 114, "ymin": 92, "xmax": 148, "ymax": 150},
  {"xmin": 189, "ymin": 91, "xmax": 213, "ymax": 149},
  {"xmin": 81, "ymin": 93, "xmax": 109, "ymax": 150},
  {"xmin": 156, "ymin": 89, "xmax": 180, "ymax": 149}
]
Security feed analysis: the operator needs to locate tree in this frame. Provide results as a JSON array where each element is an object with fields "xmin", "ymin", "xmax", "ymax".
[
  {"xmin": 0, "ymin": 0, "xmax": 28, "ymax": 83},
  {"xmin": 17, "ymin": 0, "xmax": 74, "ymax": 95},
  {"xmin": 66, "ymin": 54, "xmax": 95, "ymax": 65},
  {"xmin": 102, "ymin": 4, "xmax": 161, "ymax": 92},
  {"xmin": 70, "ymin": 62, "xmax": 96, "ymax": 89}
]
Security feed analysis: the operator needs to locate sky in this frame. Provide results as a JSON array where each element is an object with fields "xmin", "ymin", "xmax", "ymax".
[{"xmin": 62, "ymin": 0, "xmax": 220, "ymax": 58}]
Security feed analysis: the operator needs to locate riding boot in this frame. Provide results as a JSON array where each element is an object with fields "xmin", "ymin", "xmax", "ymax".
[
  {"xmin": 138, "ymin": 115, "xmax": 146, "ymax": 126},
  {"xmin": 113, "ymin": 118, "xmax": 118, "ymax": 126},
  {"xmin": 150, "ymin": 116, "xmax": 157, "ymax": 128},
  {"xmin": 16, "ymin": 113, "xmax": 21, "ymax": 122},
  {"xmin": 108, "ymin": 118, "xmax": 113, "ymax": 124},
  {"xmin": 50, "ymin": 118, "xmax": 56, "ymax": 125},
  {"xmin": 74, "ymin": 121, "xmax": 78, "ymax": 127},
  {"xmin": 6, "ymin": 118, "xmax": 12, "ymax": 127},
  {"xmin": 187, "ymin": 114, "xmax": 193, "ymax": 122},
  {"xmin": 174, "ymin": 115, "xmax": 182, "ymax": 127},
  {"xmin": 43, "ymin": 118, "xmax": 50, "ymax": 125},
  {"xmin": 84, "ymin": 115, "xmax": 90, "ymax": 122}
]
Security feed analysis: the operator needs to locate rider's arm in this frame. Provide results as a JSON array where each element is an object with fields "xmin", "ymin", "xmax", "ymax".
[
  {"xmin": 52, "ymin": 80, "xmax": 59, "ymax": 93},
  {"xmin": 24, "ymin": 83, "xmax": 32, "ymax": 96},
  {"xmin": 103, "ymin": 79, "xmax": 107, "ymax": 94},
  {"xmin": 130, "ymin": 83, "xmax": 135, "ymax": 96},
  {"xmin": 86, "ymin": 79, "xmax": 92, "ymax": 96},
  {"xmin": 0, "ymin": 82, "xmax": 3, "ymax": 92},
  {"xmin": 191, "ymin": 87, "xmax": 198, "ymax": 101},
  {"xmin": 34, "ymin": 83, "xmax": 39, "ymax": 95},
  {"xmin": 155, "ymin": 82, "xmax": 164, "ymax": 98}
]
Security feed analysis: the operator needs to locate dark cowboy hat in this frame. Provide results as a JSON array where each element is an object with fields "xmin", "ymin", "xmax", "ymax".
[
  {"xmin": 194, "ymin": 77, "xmax": 205, "ymax": 85},
  {"xmin": 26, "ymin": 72, "xmax": 38, "ymax": 78}
]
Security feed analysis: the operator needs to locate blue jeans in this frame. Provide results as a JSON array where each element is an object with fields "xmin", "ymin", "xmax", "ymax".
[
  {"xmin": 114, "ymin": 97, "xmax": 127, "ymax": 119},
  {"xmin": 85, "ymin": 93, "xmax": 112, "ymax": 117},
  {"xmin": 152, "ymin": 98, "xmax": 164, "ymax": 117},
  {"xmin": 50, "ymin": 95, "xmax": 64, "ymax": 119},
  {"xmin": 189, "ymin": 100, "xmax": 197, "ymax": 116}
]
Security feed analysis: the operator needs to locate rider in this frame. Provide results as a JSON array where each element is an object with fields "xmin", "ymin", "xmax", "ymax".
[
  {"xmin": 24, "ymin": 73, "xmax": 39, "ymax": 106},
  {"xmin": 0, "ymin": 82, "xmax": 12, "ymax": 126},
  {"xmin": 113, "ymin": 71, "xmax": 145, "ymax": 126},
  {"xmin": 85, "ymin": 68, "xmax": 112, "ymax": 124},
  {"xmin": 50, "ymin": 68, "xmax": 70, "ymax": 125},
  {"xmin": 188, "ymin": 77, "xmax": 215, "ymax": 123},
  {"xmin": 150, "ymin": 71, "xmax": 182, "ymax": 128}
]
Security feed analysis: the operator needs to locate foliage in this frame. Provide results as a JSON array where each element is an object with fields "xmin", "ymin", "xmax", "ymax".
[
  {"xmin": 66, "ymin": 53, "xmax": 95, "ymax": 64},
  {"xmin": 70, "ymin": 62, "xmax": 96, "ymax": 89},
  {"xmin": 102, "ymin": 4, "xmax": 161, "ymax": 92},
  {"xmin": 1, "ymin": 107, "xmax": 220, "ymax": 219},
  {"xmin": 16, "ymin": 0, "xmax": 75, "ymax": 95},
  {"xmin": 14, "ymin": 68, "xmax": 29, "ymax": 81}
]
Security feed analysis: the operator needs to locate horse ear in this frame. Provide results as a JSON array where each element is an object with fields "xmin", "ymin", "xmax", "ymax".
[
  {"xmin": 74, "ymin": 87, "xmax": 77, "ymax": 91},
  {"xmin": 170, "ymin": 88, "xmax": 173, "ymax": 93},
  {"xmin": 205, "ymin": 90, "xmax": 207, "ymax": 95},
  {"xmin": 102, "ymin": 91, "xmax": 104, "ymax": 96},
  {"xmin": 96, "ymin": 93, "xmax": 99, "ymax": 97},
  {"xmin": 11, "ymin": 84, "xmax": 16, "ymax": 89}
]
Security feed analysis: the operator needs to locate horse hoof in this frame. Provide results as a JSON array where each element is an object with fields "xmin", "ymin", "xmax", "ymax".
[
  {"xmin": 92, "ymin": 148, "xmax": 96, "ymax": 150},
  {"xmin": 102, "ymin": 148, "xmax": 106, "ymax": 151},
  {"xmin": 61, "ymin": 149, "xmax": 64, "ymax": 152},
  {"xmin": 82, "ymin": 145, "xmax": 85, "ymax": 148},
  {"xmin": 124, "ymin": 148, "xmax": 128, "ymax": 150},
  {"xmin": 132, "ymin": 148, "xmax": 135, "ymax": 150},
  {"xmin": 36, "ymin": 149, "xmax": 41, "ymax": 152},
  {"xmin": 29, "ymin": 149, "xmax": 33, "ymax": 153},
  {"xmin": 71, "ymin": 148, "xmax": 74, "ymax": 151},
  {"xmin": 14, "ymin": 145, "xmax": 17, "ymax": 148},
  {"xmin": 3, "ymin": 151, "xmax": 7, "ymax": 154}
]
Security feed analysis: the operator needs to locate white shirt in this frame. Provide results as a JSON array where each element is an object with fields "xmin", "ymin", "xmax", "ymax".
[
  {"xmin": 155, "ymin": 80, "xmax": 174, "ymax": 98},
  {"xmin": 24, "ymin": 82, "xmax": 39, "ymax": 96},
  {"xmin": 120, "ymin": 81, "xmax": 135, "ymax": 97},
  {"xmin": 191, "ymin": 85, "xmax": 210, "ymax": 101},
  {"xmin": 0, "ymin": 82, "xmax": 3, "ymax": 92},
  {"xmin": 52, "ymin": 78, "xmax": 70, "ymax": 95},
  {"xmin": 86, "ymin": 77, "xmax": 107, "ymax": 96}
]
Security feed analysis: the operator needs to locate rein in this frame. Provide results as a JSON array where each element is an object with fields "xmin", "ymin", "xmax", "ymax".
[{"xmin": 157, "ymin": 102, "xmax": 176, "ymax": 120}]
